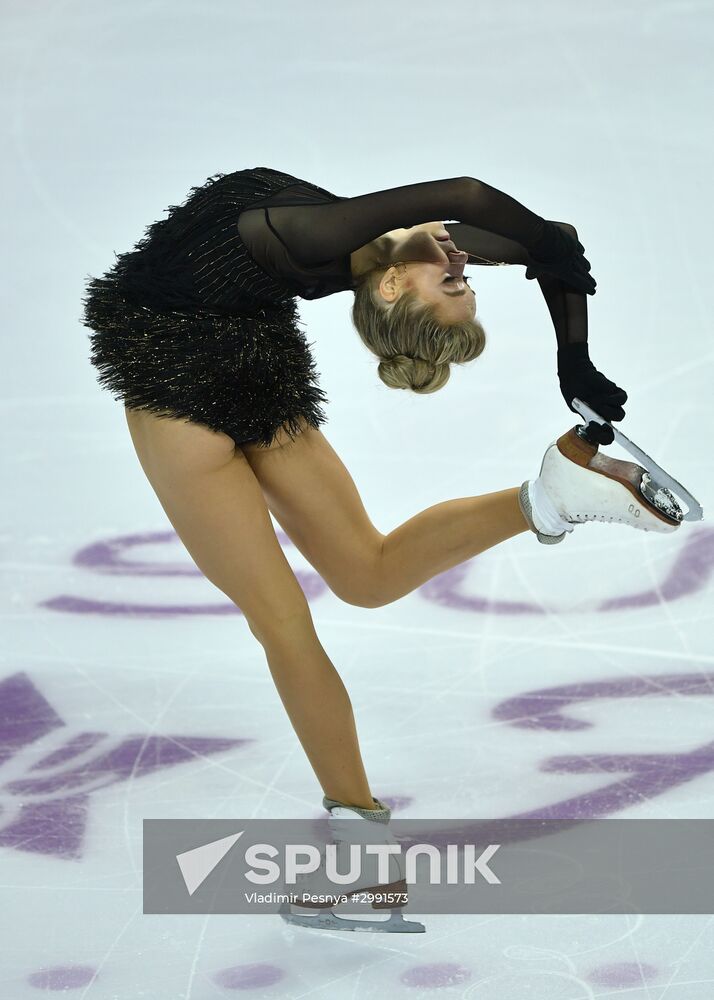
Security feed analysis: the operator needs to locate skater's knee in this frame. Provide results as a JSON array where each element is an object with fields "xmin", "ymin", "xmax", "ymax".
[
  {"xmin": 245, "ymin": 605, "xmax": 317, "ymax": 648},
  {"xmin": 314, "ymin": 541, "xmax": 390, "ymax": 609},
  {"xmin": 326, "ymin": 559, "xmax": 393, "ymax": 609},
  {"xmin": 335, "ymin": 587, "xmax": 389, "ymax": 609},
  {"xmin": 329, "ymin": 575, "xmax": 395, "ymax": 610}
]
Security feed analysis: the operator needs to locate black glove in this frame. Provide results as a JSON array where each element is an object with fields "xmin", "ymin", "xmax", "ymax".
[
  {"xmin": 557, "ymin": 343, "xmax": 627, "ymax": 445},
  {"xmin": 526, "ymin": 220, "xmax": 597, "ymax": 296}
]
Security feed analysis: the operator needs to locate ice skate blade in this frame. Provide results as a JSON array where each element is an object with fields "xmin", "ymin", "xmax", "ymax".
[
  {"xmin": 279, "ymin": 901, "xmax": 425, "ymax": 933},
  {"xmin": 571, "ymin": 398, "xmax": 703, "ymax": 522},
  {"xmin": 638, "ymin": 473, "xmax": 685, "ymax": 523}
]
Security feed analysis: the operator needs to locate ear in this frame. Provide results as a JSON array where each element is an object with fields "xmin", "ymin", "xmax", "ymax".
[{"xmin": 377, "ymin": 269, "xmax": 402, "ymax": 303}]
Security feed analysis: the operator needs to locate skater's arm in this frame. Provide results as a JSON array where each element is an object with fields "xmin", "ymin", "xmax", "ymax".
[
  {"xmin": 535, "ymin": 273, "xmax": 588, "ymax": 347},
  {"xmin": 528, "ymin": 223, "xmax": 588, "ymax": 346},
  {"xmin": 537, "ymin": 264, "xmax": 628, "ymax": 438},
  {"xmin": 461, "ymin": 225, "xmax": 624, "ymax": 433},
  {"xmin": 263, "ymin": 176, "xmax": 547, "ymax": 266},
  {"xmin": 263, "ymin": 176, "xmax": 594, "ymax": 294}
]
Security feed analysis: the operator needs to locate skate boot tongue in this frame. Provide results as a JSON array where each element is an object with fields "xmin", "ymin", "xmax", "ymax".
[{"xmin": 328, "ymin": 814, "xmax": 399, "ymax": 851}]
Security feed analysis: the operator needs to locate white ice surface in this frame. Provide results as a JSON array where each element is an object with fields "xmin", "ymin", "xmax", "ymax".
[{"xmin": 1, "ymin": 0, "xmax": 714, "ymax": 997}]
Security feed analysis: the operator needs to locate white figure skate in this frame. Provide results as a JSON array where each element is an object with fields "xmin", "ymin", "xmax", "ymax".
[
  {"xmin": 518, "ymin": 398, "xmax": 703, "ymax": 544},
  {"xmin": 279, "ymin": 802, "xmax": 425, "ymax": 933}
]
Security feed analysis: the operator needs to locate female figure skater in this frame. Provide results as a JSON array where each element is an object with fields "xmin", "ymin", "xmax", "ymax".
[{"xmin": 81, "ymin": 167, "xmax": 682, "ymax": 932}]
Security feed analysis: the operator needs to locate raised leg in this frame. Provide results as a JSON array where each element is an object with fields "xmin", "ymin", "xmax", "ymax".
[{"xmin": 242, "ymin": 425, "xmax": 529, "ymax": 609}]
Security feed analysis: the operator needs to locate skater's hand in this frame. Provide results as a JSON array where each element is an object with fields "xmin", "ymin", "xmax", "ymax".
[
  {"xmin": 557, "ymin": 343, "xmax": 627, "ymax": 444},
  {"xmin": 526, "ymin": 221, "xmax": 597, "ymax": 296}
]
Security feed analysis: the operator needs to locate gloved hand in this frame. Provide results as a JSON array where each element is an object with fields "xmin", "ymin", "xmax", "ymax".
[
  {"xmin": 557, "ymin": 342, "xmax": 627, "ymax": 445},
  {"xmin": 526, "ymin": 220, "xmax": 597, "ymax": 296}
]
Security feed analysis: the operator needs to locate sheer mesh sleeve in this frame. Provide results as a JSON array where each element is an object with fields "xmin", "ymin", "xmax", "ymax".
[
  {"xmin": 265, "ymin": 177, "xmax": 588, "ymax": 347},
  {"xmin": 264, "ymin": 176, "xmax": 548, "ymax": 266},
  {"xmin": 533, "ymin": 274, "xmax": 588, "ymax": 347}
]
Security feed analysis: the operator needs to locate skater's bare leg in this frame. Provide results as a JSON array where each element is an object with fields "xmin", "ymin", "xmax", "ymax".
[
  {"xmin": 378, "ymin": 488, "xmax": 527, "ymax": 600},
  {"xmin": 242, "ymin": 425, "xmax": 528, "ymax": 609},
  {"xmin": 124, "ymin": 407, "xmax": 374, "ymax": 809}
]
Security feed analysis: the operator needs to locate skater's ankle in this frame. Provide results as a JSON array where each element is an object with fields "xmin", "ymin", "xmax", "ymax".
[
  {"xmin": 322, "ymin": 794, "xmax": 391, "ymax": 823},
  {"xmin": 323, "ymin": 794, "xmax": 375, "ymax": 811},
  {"xmin": 529, "ymin": 477, "xmax": 573, "ymax": 536}
]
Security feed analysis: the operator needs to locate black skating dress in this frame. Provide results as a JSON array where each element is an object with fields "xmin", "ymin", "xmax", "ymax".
[{"xmin": 81, "ymin": 167, "xmax": 587, "ymax": 448}]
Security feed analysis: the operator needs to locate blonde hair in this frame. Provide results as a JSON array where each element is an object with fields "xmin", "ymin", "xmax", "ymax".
[{"xmin": 350, "ymin": 265, "xmax": 487, "ymax": 394}]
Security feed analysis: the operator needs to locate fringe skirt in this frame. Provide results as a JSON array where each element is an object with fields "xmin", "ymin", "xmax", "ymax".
[{"xmin": 80, "ymin": 167, "xmax": 329, "ymax": 448}]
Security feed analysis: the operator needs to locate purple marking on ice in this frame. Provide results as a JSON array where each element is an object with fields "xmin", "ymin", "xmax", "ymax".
[
  {"xmin": 0, "ymin": 673, "xmax": 64, "ymax": 767},
  {"xmin": 6, "ymin": 734, "xmax": 246, "ymax": 796},
  {"xmin": 396, "ymin": 735, "xmax": 714, "ymax": 852},
  {"xmin": 74, "ymin": 530, "xmax": 199, "ymax": 575},
  {"xmin": 587, "ymin": 961, "xmax": 659, "ymax": 987},
  {"xmin": 419, "ymin": 528, "xmax": 714, "ymax": 615},
  {"xmin": 421, "ymin": 562, "xmax": 544, "ymax": 615},
  {"xmin": 28, "ymin": 732, "xmax": 105, "ymax": 770},
  {"xmin": 42, "ymin": 529, "xmax": 327, "ymax": 616},
  {"xmin": 2, "ymin": 795, "xmax": 90, "ymax": 859},
  {"xmin": 492, "ymin": 673, "xmax": 714, "ymax": 731},
  {"xmin": 599, "ymin": 527, "xmax": 714, "ymax": 610},
  {"xmin": 401, "ymin": 963, "xmax": 472, "ymax": 988},
  {"xmin": 495, "ymin": 674, "xmax": 714, "ymax": 821},
  {"xmin": 530, "ymin": 741, "xmax": 714, "ymax": 817},
  {"xmin": 394, "ymin": 670, "xmax": 714, "ymax": 850},
  {"xmin": 41, "ymin": 595, "xmax": 253, "ymax": 617},
  {"xmin": 212, "ymin": 963, "xmax": 284, "ymax": 989},
  {"xmin": 27, "ymin": 965, "xmax": 97, "ymax": 990},
  {"xmin": 382, "ymin": 795, "xmax": 414, "ymax": 812},
  {"xmin": 0, "ymin": 672, "xmax": 248, "ymax": 858}
]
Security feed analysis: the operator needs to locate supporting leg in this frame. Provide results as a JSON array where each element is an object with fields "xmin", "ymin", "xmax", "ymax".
[
  {"xmin": 255, "ymin": 613, "xmax": 375, "ymax": 809},
  {"xmin": 125, "ymin": 407, "xmax": 375, "ymax": 808}
]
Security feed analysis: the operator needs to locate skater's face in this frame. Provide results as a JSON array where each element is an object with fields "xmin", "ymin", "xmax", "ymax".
[{"xmin": 376, "ymin": 222, "xmax": 476, "ymax": 323}]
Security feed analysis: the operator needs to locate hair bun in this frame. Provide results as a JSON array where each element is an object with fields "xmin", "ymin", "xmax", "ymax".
[{"xmin": 378, "ymin": 354, "xmax": 450, "ymax": 394}]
